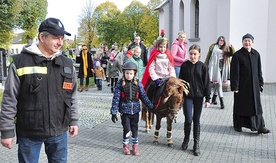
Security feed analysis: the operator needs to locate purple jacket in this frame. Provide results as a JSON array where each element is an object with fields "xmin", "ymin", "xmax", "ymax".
[{"xmin": 171, "ymin": 39, "xmax": 188, "ymax": 67}]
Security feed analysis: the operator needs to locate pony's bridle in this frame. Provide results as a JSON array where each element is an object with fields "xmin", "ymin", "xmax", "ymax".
[
  {"xmin": 168, "ymin": 106, "xmax": 181, "ymax": 123},
  {"xmin": 165, "ymin": 94, "xmax": 183, "ymax": 123}
]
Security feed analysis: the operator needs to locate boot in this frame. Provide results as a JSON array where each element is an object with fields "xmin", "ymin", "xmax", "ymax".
[
  {"xmin": 132, "ymin": 144, "xmax": 140, "ymax": 156},
  {"xmin": 193, "ymin": 124, "xmax": 200, "ymax": 156},
  {"xmin": 220, "ymin": 97, "xmax": 224, "ymax": 109},
  {"xmin": 123, "ymin": 144, "xmax": 130, "ymax": 155},
  {"xmin": 258, "ymin": 127, "xmax": 270, "ymax": 134},
  {"xmin": 78, "ymin": 85, "xmax": 83, "ymax": 92},
  {"xmin": 111, "ymin": 87, "xmax": 114, "ymax": 93},
  {"xmin": 211, "ymin": 95, "xmax": 217, "ymax": 105},
  {"xmin": 85, "ymin": 85, "xmax": 89, "ymax": 91},
  {"xmin": 182, "ymin": 125, "xmax": 191, "ymax": 150}
]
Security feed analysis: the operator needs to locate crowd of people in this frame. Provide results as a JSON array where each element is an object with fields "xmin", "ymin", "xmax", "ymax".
[
  {"xmin": 75, "ymin": 30, "xmax": 271, "ymax": 156},
  {"xmin": 0, "ymin": 17, "xmax": 270, "ymax": 162}
]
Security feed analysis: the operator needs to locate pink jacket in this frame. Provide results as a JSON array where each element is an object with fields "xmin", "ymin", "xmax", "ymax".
[
  {"xmin": 171, "ymin": 39, "xmax": 188, "ymax": 66},
  {"xmin": 149, "ymin": 54, "xmax": 176, "ymax": 81}
]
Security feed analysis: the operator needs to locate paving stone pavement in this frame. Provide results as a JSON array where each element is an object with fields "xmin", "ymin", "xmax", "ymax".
[{"xmin": 0, "ymin": 82, "xmax": 275, "ymax": 163}]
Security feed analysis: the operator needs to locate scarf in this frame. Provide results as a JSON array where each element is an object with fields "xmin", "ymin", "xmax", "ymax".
[
  {"xmin": 208, "ymin": 45, "xmax": 231, "ymax": 84},
  {"xmin": 133, "ymin": 55, "xmax": 140, "ymax": 60},
  {"xmin": 82, "ymin": 50, "xmax": 88, "ymax": 78}
]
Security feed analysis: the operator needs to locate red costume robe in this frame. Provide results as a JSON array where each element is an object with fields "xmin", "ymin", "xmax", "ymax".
[{"xmin": 141, "ymin": 48, "xmax": 174, "ymax": 87}]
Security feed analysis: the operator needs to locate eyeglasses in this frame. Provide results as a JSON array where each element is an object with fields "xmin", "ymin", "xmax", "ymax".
[{"xmin": 83, "ymin": 49, "xmax": 87, "ymax": 50}]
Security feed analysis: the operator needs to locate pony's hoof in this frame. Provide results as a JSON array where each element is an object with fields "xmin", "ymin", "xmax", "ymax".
[
  {"xmin": 167, "ymin": 143, "xmax": 174, "ymax": 147},
  {"xmin": 153, "ymin": 140, "xmax": 159, "ymax": 145}
]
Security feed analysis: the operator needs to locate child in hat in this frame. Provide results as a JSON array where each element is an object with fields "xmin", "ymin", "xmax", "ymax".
[
  {"xmin": 93, "ymin": 61, "xmax": 105, "ymax": 90},
  {"xmin": 92, "ymin": 54, "xmax": 101, "ymax": 87},
  {"xmin": 141, "ymin": 29, "xmax": 176, "ymax": 105},
  {"xmin": 110, "ymin": 61, "xmax": 155, "ymax": 156}
]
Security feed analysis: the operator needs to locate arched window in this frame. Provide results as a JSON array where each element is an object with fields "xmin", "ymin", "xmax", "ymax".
[
  {"xmin": 189, "ymin": 0, "xmax": 200, "ymax": 41},
  {"xmin": 195, "ymin": 0, "xmax": 199, "ymax": 38},
  {"xmin": 179, "ymin": 1, "xmax": 184, "ymax": 30}
]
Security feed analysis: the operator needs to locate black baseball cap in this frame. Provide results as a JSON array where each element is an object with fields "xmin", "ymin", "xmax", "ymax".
[{"xmin": 38, "ymin": 18, "xmax": 71, "ymax": 36}]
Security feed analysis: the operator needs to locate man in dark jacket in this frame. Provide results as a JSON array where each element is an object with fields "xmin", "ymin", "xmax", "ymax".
[
  {"xmin": 128, "ymin": 35, "xmax": 148, "ymax": 66},
  {"xmin": 0, "ymin": 17, "xmax": 79, "ymax": 162},
  {"xmin": 230, "ymin": 33, "xmax": 270, "ymax": 134}
]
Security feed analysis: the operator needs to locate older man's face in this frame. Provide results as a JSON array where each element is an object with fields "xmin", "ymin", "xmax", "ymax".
[
  {"xmin": 134, "ymin": 36, "xmax": 140, "ymax": 45},
  {"xmin": 242, "ymin": 38, "xmax": 253, "ymax": 51}
]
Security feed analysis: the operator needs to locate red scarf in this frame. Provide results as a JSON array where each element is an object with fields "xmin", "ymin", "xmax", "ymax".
[{"xmin": 141, "ymin": 48, "xmax": 174, "ymax": 87}]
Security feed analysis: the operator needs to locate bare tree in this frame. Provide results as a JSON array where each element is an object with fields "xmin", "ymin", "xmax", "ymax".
[{"xmin": 77, "ymin": 0, "xmax": 97, "ymax": 49}]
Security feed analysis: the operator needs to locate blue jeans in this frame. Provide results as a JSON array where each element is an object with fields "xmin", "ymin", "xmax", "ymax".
[
  {"xmin": 175, "ymin": 66, "xmax": 181, "ymax": 78},
  {"xmin": 183, "ymin": 97, "xmax": 203, "ymax": 128},
  {"xmin": 96, "ymin": 79, "xmax": 102, "ymax": 89},
  {"xmin": 80, "ymin": 77, "xmax": 89, "ymax": 85},
  {"xmin": 18, "ymin": 132, "xmax": 68, "ymax": 163}
]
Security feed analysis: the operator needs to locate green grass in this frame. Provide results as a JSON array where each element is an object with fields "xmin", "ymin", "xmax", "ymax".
[
  {"xmin": 77, "ymin": 77, "xmax": 95, "ymax": 88},
  {"xmin": 0, "ymin": 92, "xmax": 2, "ymax": 104}
]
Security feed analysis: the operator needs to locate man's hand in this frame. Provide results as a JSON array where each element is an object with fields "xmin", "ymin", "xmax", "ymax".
[
  {"xmin": 260, "ymin": 86, "xmax": 263, "ymax": 92},
  {"xmin": 1, "ymin": 138, "xmax": 14, "ymax": 149},
  {"xmin": 69, "ymin": 126, "xmax": 78, "ymax": 137}
]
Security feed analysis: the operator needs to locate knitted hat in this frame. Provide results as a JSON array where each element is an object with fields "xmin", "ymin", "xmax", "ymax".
[
  {"xmin": 242, "ymin": 33, "xmax": 254, "ymax": 42},
  {"xmin": 96, "ymin": 61, "xmax": 101, "ymax": 67},
  {"xmin": 110, "ymin": 52, "xmax": 115, "ymax": 58}
]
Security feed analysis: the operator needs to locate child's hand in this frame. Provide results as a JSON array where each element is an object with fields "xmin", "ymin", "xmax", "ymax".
[
  {"xmin": 148, "ymin": 107, "xmax": 156, "ymax": 114},
  {"xmin": 155, "ymin": 79, "xmax": 162, "ymax": 85},
  {"xmin": 111, "ymin": 114, "xmax": 118, "ymax": 123}
]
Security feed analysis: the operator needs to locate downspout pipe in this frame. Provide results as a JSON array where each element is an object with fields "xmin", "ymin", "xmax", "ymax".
[{"xmin": 169, "ymin": 0, "xmax": 173, "ymax": 49}]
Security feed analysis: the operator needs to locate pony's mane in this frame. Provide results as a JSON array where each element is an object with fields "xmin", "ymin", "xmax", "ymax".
[{"xmin": 166, "ymin": 77, "xmax": 189, "ymax": 95}]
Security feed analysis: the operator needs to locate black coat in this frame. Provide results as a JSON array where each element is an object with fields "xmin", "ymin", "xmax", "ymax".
[
  {"xmin": 76, "ymin": 50, "xmax": 93, "ymax": 78},
  {"xmin": 230, "ymin": 47, "xmax": 263, "ymax": 116}
]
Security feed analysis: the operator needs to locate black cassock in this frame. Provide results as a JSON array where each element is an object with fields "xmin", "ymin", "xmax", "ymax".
[{"xmin": 230, "ymin": 47, "xmax": 265, "ymax": 131}]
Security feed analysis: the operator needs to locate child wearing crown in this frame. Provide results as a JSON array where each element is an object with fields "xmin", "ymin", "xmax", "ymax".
[{"xmin": 141, "ymin": 29, "xmax": 176, "ymax": 105}]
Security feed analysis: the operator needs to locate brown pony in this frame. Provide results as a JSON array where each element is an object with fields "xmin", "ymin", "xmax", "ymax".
[{"xmin": 142, "ymin": 77, "xmax": 189, "ymax": 147}]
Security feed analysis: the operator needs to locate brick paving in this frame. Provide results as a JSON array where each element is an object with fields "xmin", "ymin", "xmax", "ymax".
[{"xmin": 0, "ymin": 83, "xmax": 275, "ymax": 163}]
